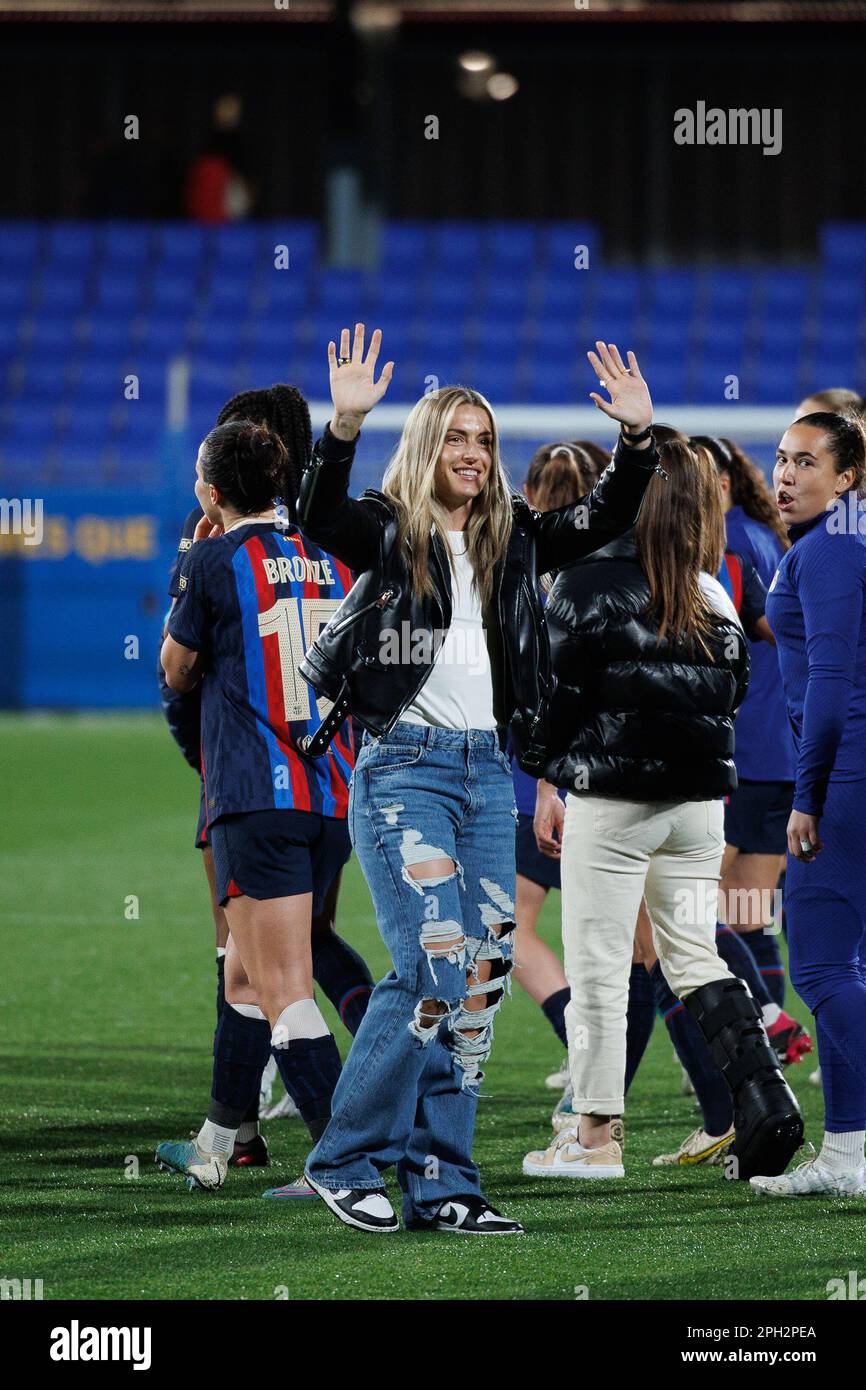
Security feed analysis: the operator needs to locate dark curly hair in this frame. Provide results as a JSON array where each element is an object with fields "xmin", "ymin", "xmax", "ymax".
[
  {"xmin": 691, "ymin": 434, "xmax": 790, "ymax": 550},
  {"xmin": 215, "ymin": 383, "xmax": 313, "ymax": 521}
]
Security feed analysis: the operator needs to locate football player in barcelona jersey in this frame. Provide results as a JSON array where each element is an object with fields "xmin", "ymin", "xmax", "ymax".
[{"xmin": 156, "ymin": 416, "xmax": 359, "ymax": 1194}]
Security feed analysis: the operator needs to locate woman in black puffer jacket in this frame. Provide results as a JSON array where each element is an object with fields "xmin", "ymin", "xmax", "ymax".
[{"xmin": 522, "ymin": 435, "xmax": 803, "ymax": 1186}]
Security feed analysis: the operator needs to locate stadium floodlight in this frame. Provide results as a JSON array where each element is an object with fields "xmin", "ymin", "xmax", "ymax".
[
  {"xmin": 459, "ymin": 50, "xmax": 495, "ymax": 73},
  {"xmin": 350, "ymin": 2, "xmax": 401, "ymax": 33},
  {"xmin": 487, "ymin": 71, "xmax": 519, "ymax": 101}
]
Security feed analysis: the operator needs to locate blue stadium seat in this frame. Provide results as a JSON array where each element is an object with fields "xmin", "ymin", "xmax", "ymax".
[
  {"xmin": 526, "ymin": 363, "xmax": 579, "ymax": 404},
  {"xmin": 759, "ymin": 268, "xmax": 813, "ymax": 312},
  {"xmin": 431, "ymin": 223, "xmax": 485, "ymax": 273},
  {"xmin": 35, "ymin": 274, "xmax": 88, "ymax": 314},
  {"xmin": 479, "ymin": 275, "xmax": 532, "ymax": 315},
  {"xmin": 538, "ymin": 222, "xmax": 599, "ymax": 276},
  {"xmin": 93, "ymin": 268, "xmax": 147, "ymax": 314},
  {"xmin": 27, "ymin": 316, "xmax": 85, "ymax": 355},
  {"xmin": 820, "ymin": 223, "xmax": 866, "ymax": 270},
  {"xmin": 116, "ymin": 401, "xmax": 165, "ymax": 439},
  {"xmin": 380, "ymin": 222, "xmax": 431, "ymax": 272},
  {"xmin": 0, "ymin": 403, "xmax": 58, "ymax": 444},
  {"xmin": 75, "ymin": 359, "xmax": 143, "ymax": 404},
  {"xmin": 137, "ymin": 317, "xmax": 192, "ymax": 356},
  {"xmin": 589, "ymin": 269, "xmax": 644, "ymax": 314},
  {"xmin": 155, "ymin": 224, "xmax": 208, "ymax": 268},
  {"xmin": 468, "ymin": 360, "xmax": 522, "ymax": 402},
  {"xmin": 701, "ymin": 269, "xmax": 758, "ymax": 316},
  {"xmin": 211, "ymin": 224, "xmax": 263, "ymax": 265},
  {"xmin": 296, "ymin": 356, "xmax": 332, "ymax": 395},
  {"xmin": 693, "ymin": 363, "xmax": 744, "ymax": 402},
  {"xmin": 0, "ymin": 222, "xmax": 42, "ymax": 270},
  {"xmin": 45, "ymin": 223, "xmax": 96, "ymax": 267},
  {"xmin": 0, "ymin": 274, "xmax": 33, "ymax": 315},
  {"xmin": 645, "ymin": 269, "xmax": 699, "ymax": 314},
  {"xmin": 62, "ymin": 402, "xmax": 120, "ymax": 440},
  {"xmin": 150, "ymin": 273, "xmax": 200, "ymax": 314},
  {"xmin": 102, "ymin": 222, "xmax": 154, "ymax": 266},
  {"xmin": 488, "ymin": 223, "xmax": 539, "ymax": 271},
  {"xmin": 17, "ymin": 358, "xmax": 72, "ymax": 401},
  {"xmin": 254, "ymin": 273, "xmax": 314, "ymax": 316},
  {"xmin": 745, "ymin": 365, "xmax": 799, "ymax": 404},
  {"xmin": 316, "ymin": 269, "xmax": 371, "ymax": 317},
  {"xmin": 202, "ymin": 274, "xmax": 256, "ymax": 313},
  {"xmin": 83, "ymin": 311, "xmax": 136, "ymax": 356},
  {"xmin": 813, "ymin": 265, "xmax": 865, "ymax": 298},
  {"xmin": 248, "ymin": 317, "xmax": 306, "ymax": 358},
  {"xmin": 241, "ymin": 355, "xmax": 312, "ymax": 394},
  {"xmin": 259, "ymin": 220, "xmax": 319, "ymax": 269},
  {"xmin": 189, "ymin": 376, "xmax": 238, "ymax": 422},
  {"xmin": 369, "ymin": 274, "xmax": 425, "ymax": 315}
]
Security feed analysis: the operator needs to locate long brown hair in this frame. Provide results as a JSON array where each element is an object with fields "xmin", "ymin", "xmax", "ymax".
[
  {"xmin": 635, "ymin": 436, "xmax": 727, "ymax": 659},
  {"xmin": 692, "ymin": 434, "xmax": 790, "ymax": 550},
  {"xmin": 525, "ymin": 441, "xmax": 600, "ymax": 512}
]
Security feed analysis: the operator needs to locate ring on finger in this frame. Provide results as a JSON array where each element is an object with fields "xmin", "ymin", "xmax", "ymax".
[{"xmin": 799, "ymin": 838, "xmax": 812, "ymax": 854}]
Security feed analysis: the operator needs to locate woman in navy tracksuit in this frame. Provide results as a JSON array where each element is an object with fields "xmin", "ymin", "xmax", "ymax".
[{"xmin": 751, "ymin": 410, "xmax": 866, "ymax": 1197}]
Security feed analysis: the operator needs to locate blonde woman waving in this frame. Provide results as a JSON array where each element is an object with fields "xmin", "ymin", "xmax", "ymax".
[{"xmin": 296, "ymin": 328, "xmax": 661, "ymax": 1234}]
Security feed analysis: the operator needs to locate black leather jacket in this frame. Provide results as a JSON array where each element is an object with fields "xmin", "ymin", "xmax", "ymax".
[
  {"xmin": 543, "ymin": 532, "xmax": 750, "ymax": 799},
  {"xmin": 296, "ymin": 425, "xmax": 662, "ymax": 773}
]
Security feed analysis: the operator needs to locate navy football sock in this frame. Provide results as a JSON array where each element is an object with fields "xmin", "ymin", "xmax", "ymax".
[
  {"xmin": 215, "ymin": 958, "xmax": 261, "ymax": 1127},
  {"xmin": 651, "ymin": 964, "xmax": 733, "ymax": 1136},
  {"xmin": 745, "ymin": 931, "xmax": 786, "ymax": 1007},
  {"xmin": 541, "ymin": 986, "xmax": 570, "ymax": 1049},
  {"xmin": 272, "ymin": 1036, "xmax": 342, "ymax": 1141},
  {"xmin": 209, "ymin": 1003, "xmax": 272, "ymax": 1130},
  {"xmin": 312, "ymin": 929, "xmax": 374, "ymax": 1036},
  {"xmin": 714, "ymin": 923, "xmax": 771, "ymax": 1006},
  {"xmin": 215, "ymin": 953, "xmax": 226, "ymax": 1024},
  {"xmin": 625, "ymin": 963, "xmax": 656, "ymax": 1094}
]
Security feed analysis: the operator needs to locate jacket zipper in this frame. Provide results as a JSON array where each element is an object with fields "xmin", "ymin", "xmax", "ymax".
[{"xmin": 329, "ymin": 588, "xmax": 394, "ymax": 637}]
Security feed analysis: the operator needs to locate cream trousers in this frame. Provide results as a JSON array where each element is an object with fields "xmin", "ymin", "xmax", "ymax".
[{"xmin": 560, "ymin": 793, "xmax": 732, "ymax": 1116}]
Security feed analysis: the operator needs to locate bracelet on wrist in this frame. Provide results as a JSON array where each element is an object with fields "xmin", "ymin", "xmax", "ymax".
[{"xmin": 620, "ymin": 422, "xmax": 653, "ymax": 444}]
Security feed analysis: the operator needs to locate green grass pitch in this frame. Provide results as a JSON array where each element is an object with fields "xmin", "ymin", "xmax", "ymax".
[{"xmin": 1, "ymin": 713, "xmax": 861, "ymax": 1301}]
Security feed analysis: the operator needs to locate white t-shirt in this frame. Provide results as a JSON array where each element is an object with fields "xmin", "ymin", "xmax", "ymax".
[
  {"xmin": 699, "ymin": 571, "xmax": 743, "ymax": 628},
  {"xmin": 402, "ymin": 531, "xmax": 498, "ymax": 730}
]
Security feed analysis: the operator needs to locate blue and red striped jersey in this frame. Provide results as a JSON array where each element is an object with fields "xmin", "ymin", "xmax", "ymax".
[{"xmin": 169, "ymin": 520, "xmax": 355, "ymax": 823}]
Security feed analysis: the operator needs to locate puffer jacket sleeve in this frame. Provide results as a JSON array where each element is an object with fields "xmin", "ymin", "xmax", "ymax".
[
  {"xmin": 531, "ymin": 435, "xmax": 662, "ymax": 575},
  {"xmin": 296, "ymin": 426, "xmax": 385, "ymax": 573}
]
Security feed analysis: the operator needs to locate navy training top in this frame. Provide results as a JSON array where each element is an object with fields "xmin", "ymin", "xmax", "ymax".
[
  {"xmin": 765, "ymin": 502, "xmax": 866, "ymax": 816},
  {"xmin": 725, "ymin": 504, "xmax": 795, "ymax": 783}
]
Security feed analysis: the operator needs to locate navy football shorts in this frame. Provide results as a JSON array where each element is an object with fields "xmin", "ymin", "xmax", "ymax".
[
  {"xmin": 724, "ymin": 779, "xmax": 794, "ymax": 856},
  {"xmin": 209, "ymin": 808, "xmax": 352, "ymax": 913},
  {"xmin": 515, "ymin": 811, "xmax": 562, "ymax": 892}
]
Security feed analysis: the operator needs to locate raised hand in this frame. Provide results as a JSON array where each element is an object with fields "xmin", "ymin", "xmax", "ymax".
[
  {"xmin": 328, "ymin": 323, "xmax": 394, "ymax": 441},
  {"xmin": 587, "ymin": 342, "xmax": 653, "ymax": 434}
]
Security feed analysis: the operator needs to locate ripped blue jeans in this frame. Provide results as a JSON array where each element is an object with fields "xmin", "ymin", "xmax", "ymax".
[{"xmin": 306, "ymin": 722, "xmax": 517, "ymax": 1221}]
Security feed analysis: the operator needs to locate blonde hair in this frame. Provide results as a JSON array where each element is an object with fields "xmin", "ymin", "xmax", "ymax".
[{"xmin": 381, "ymin": 386, "xmax": 514, "ymax": 609}]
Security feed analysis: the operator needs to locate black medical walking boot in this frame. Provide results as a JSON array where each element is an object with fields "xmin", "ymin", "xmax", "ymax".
[{"xmin": 684, "ymin": 977, "xmax": 804, "ymax": 1181}]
